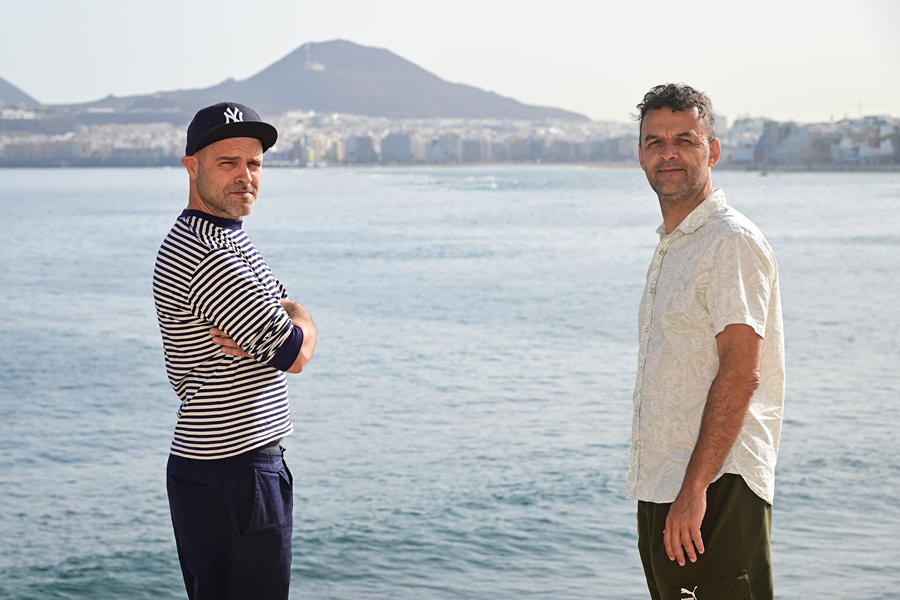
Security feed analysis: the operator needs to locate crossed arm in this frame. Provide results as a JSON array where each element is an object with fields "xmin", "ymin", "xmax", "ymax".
[
  {"xmin": 663, "ymin": 323, "xmax": 763, "ymax": 566},
  {"xmin": 210, "ymin": 299, "xmax": 317, "ymax": 374}
]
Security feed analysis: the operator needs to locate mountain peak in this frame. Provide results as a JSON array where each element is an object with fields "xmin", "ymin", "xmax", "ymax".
[{"xmin": 220, "ymin": 39, "xmax": 588, "ymax": 120}]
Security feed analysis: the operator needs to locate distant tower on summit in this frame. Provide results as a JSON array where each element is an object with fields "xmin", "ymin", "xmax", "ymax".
[{"xmin": 304, "ymin": 44, "xmax": 326, "ymax": 71}]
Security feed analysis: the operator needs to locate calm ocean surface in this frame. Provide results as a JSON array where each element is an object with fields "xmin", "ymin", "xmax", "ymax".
[{"xmin": 1, "ymin": 165, "xmax": 898, "ymax": 599}]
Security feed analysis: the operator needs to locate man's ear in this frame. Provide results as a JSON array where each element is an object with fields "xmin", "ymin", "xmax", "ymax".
[
  {"xmin": 638, "ymin": 142, "xmax": 645, "ymax": 171},
  {"xmin": 708, "ymin": 138, "xmax": 722, "ymax": 168},
  {"xmin": 181, "ymin": 155, "xmax": 199, "ymax": 181}
]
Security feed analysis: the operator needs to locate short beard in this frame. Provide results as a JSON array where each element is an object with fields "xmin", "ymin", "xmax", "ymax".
[
  {"xmin": 648, "ymin": 160, "xmax": 710, "ymax": 212},
  {"xmin": 196, "ymin": 166, "xmax": 258, "ymax": 219}
]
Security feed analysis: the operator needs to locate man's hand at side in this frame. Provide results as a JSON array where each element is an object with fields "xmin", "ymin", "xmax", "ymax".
[
  {"xmin": 664, "ymin": 323, "xmax": 763, "ymax": 566},
  {"xmin": 663, "ymin": 479, "xmax": 708, "ymax": 566}
]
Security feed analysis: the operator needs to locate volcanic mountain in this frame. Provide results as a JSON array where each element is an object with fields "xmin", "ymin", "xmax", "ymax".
[{"xmin": 75, "ymin": 40, "xmax": 589, "ymax": 121}]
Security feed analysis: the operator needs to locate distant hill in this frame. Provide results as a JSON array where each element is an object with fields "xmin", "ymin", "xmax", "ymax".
[
  {"xmin": 73, "ymin": 40, "xmax": 590, "ymax": 122},
  {"xmin": 0, "ymin": 77, "xmax": 40, "ymax": 107}
]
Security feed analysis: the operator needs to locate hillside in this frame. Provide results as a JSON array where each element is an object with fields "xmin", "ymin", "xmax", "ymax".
[
  {"xmin": 52, "ymin": 40, "xmax": 589, "ymax": 122},
  {"xmin": 0, "ymin": 77, "xmax": 40, "ymax": 107},
  {"xmin": 208, "ymin": 40, "xmax": 588, "ymax": 120}
]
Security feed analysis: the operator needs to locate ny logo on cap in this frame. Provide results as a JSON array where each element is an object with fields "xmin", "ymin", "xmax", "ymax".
[{"xmin": 223, "ymin": 107, "xmax": 244, "ymax": 124}]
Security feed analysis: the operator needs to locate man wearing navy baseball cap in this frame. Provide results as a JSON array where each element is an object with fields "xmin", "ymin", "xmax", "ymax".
[{"xmin": 153, "ymin": 102, "xmax": 317, "ymax": 599}]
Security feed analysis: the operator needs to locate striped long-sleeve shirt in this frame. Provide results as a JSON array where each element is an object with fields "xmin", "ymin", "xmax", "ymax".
[{"xmin": 153, "ymin": 210, "xmax": 301, "ymax": 459}]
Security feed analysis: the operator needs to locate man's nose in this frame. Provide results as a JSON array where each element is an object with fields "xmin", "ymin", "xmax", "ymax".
[
  {"xmin": 660, "ymin": 140, "xmax": 678, "ymax": 160},
  {"xmin": 235, "ymin": 165, "xmax": 252, "ymax": 184}
]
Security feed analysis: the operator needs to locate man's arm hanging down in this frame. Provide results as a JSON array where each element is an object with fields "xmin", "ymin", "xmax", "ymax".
[{"xmin": 663, "ymin": 323, "xmax": 763, "ymax": 566}]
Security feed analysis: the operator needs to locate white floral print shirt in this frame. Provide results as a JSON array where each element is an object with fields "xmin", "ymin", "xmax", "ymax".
[{"xmin": 626, "ymin": 190, "xmax": 785, "ymax": 504}]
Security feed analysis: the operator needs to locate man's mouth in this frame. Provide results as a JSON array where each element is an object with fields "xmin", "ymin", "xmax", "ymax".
[{"xmin": 656, "ymin": 164, "xmax": 684, "ymax": 175}]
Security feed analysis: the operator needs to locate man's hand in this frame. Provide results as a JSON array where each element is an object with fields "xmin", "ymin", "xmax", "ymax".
[
  {"xmin": 281, "ymin": 299, "xmax": 317, "ymax": 374},
  {"xmin": 664, "ymin": 486, "xmax": 707, "ymax": 566},
  {"xmin": 209, "ymin": 328, "xmax": 252, "ymax": 358}
]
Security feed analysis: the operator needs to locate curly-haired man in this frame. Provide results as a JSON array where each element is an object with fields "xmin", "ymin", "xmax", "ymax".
[{"xmin": 628, "ymin": 84, "xmax": 785, "ymax": 600}]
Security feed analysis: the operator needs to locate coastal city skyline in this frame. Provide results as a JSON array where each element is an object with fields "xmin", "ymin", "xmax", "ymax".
[{"xmin": 3, "ymin": 0, "xmax": 898, "ymax": 124}]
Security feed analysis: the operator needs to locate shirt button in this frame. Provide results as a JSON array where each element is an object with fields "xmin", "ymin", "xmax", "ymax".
[{"xmin": 658, "ymin": 250, "xmax": 664, "ymax": 256}]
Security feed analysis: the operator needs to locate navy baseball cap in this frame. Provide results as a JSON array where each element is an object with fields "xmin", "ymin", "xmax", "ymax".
[{"xmin": 185, "ymin": 101, "xmax": 278, "ymax": 156}]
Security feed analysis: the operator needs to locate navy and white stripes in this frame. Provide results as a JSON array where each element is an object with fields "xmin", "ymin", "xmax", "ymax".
[{"xmin": 153, "ymin": 210, "xmax": 295, "ymax": 459}]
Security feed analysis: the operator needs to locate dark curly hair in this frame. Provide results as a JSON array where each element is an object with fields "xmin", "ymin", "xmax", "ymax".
[{"xmin": 634, "ymin": 83, "xmax": 716, "ymax": 143}]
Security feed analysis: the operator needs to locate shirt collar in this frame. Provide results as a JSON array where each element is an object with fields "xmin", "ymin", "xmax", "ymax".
[
  {"xmin": 656, "ymin": 189, "xmax": 726, "ymax": 238},
  {"xmin": 180, "ymin": 209, "xmax": 244, "ymax": 231}
]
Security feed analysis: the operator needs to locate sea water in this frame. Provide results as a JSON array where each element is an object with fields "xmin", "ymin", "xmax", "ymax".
[{"xmin": 0, "ymin": 165, "xmax": 898, "ymax": 599}]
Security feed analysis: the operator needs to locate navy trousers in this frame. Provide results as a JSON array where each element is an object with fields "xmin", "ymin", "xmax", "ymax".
[{"xmin": 166, "ymin": 449, "xmax": 293, "ymax": 600}]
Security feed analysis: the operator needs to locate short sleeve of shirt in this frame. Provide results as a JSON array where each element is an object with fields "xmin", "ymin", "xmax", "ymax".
[{"xmin": 706, "ymin": 230, "xmax": 775, "ymax": 339}]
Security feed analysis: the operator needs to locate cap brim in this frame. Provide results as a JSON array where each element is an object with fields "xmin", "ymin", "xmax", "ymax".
[{"xmin": 190, "ymin": 121, "xmax": 278, "ymax": 155}]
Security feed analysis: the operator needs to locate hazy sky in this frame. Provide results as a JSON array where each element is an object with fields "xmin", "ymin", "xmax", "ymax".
[{"xmin": 3, "ymin": 0, "xmax": 898, "ymax": 123}]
